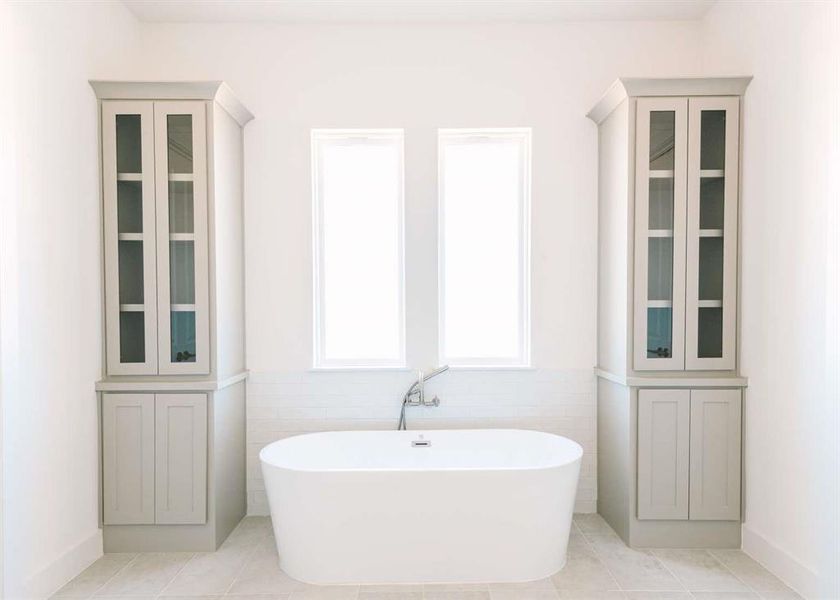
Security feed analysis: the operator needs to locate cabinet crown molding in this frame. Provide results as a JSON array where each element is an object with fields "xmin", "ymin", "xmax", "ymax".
[
  {"xmin": 586, "ymin": 76, "xmax": 752, "ymax": 124},
  {"xmin": 89, "ymin": 80, "xmax": 254, "ymax": 126}
]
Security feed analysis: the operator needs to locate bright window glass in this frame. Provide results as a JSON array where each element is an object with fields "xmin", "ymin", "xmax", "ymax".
[
  {"xmin": 439, "ymin": 129, "xmax": 531, "ymax": 366},
  {"xmin": 312, "ymin": 130, "xmax": 405, "ymax": 367}
]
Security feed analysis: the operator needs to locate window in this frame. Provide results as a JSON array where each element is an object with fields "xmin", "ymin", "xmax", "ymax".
[
  {"xmin": 312, "ymin": 130, "xmax": 405, "ymax": 367},
  {"xmin": 438, "ymin": 129, "xmax": 531, "ymax": 366}
]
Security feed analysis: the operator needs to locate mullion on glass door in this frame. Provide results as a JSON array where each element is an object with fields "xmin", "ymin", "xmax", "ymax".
[
  {"xmin": 102, "ymin": 101, "xmax": 159, "ymax": 375},
  {"xmin": 634, "ymin": 98, "xmax": 688, "ymax": 371},
  {"xmin": 685, "ymin": 97, "xmax": 739, "ymax": 370},
  {"xmin": 153, "ymin": 101, "xmax": 210, "ymax": 375}
]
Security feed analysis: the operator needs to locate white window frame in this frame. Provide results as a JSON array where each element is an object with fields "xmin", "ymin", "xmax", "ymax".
[
  {"xmin": 437, "ymin": 128, "xmax": 532, "ymax": 367},
  {"xmin": 311, "ymin": 129, "xmax": 407, "ymax": 369}
]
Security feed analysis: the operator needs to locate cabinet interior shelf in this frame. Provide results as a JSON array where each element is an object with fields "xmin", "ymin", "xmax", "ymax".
[
  {"xmin": 118, "ymin": 233, "xmax": 143, "ymax": 241},
  {"xmin": 169, "ymin": 233, "xmax": 195, "ymax": 241},
  {"xmin": 119, "ymin": 304, "xmax": 144, "ymax": 312},
  {"xmin": 649, "ymin": 170, "xmax": 675, "ymax": 179},
  {"xmin": 700, "ymin": 169, "xmax": 725, "ymax": 178},
  {"xmin": 168, "ymin": 174, "xmax": 194, "ymax": 182},
  {"xmin": 117, "ymin": 173, "xmax": 142, "ymax": 182},
  {"xmin": 699, "ymin": 229, "xmax": 724, "ymax": 238},
  {"xmin": 171, "ymin": 304, "xmax": 196, "ymax": 312},
  {"xmin": 648, "ymin": 229, "xmax": 674, "ymax": 238},
  {"xmin": 647, "ymin": 300, "xmax": 673, "ymax": 308},
  {"xmin": 698, "ymin": 300, "xmax": 723, "ymax": 308}
]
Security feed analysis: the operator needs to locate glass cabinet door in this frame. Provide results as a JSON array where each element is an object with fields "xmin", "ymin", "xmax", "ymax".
[
  {"xmin": 154, "ymin": 102, "xmax": 210, "ymax": 375},
  {"xmin": 102, "ymin": 102, "xmax": 158, "ymax": 375},
  {"xmin": 634, "ymin": 98, "xmax": 688, "ymax": 370},
  {"xmin": 685, "ymin": 97, "xmax": 739, "ymax": 370}
]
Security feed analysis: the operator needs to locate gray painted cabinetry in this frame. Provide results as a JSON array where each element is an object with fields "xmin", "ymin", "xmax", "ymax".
[
  {"xmin": 589, "ymin": 77, "xmax": 751, "ymax": 548},
  {"xmin": 94, "ymin": 81, "xmax": 253, "ymax": 552}
]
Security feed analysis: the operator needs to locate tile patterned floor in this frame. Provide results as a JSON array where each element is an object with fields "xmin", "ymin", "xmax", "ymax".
[{"xmin": 51, "ymin": 514, "xmax": 802, "ymax": 600}]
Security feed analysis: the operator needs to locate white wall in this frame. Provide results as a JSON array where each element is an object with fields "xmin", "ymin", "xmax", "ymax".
[
  {"xmin": 701, "ymin": 2, "xmax": 840, "ymax": 598},
  {"xmin": 0, "ymin": 2, "xmax": 141, "ymax": 598},
  {"xmin": 132, "ymin": 19, "xmax": 702, "ymax": 514}
]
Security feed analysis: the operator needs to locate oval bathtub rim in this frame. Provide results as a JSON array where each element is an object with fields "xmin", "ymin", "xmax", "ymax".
[{"xmin": 258, "ymin": 428, "xmax": 584, "ymax": 474}]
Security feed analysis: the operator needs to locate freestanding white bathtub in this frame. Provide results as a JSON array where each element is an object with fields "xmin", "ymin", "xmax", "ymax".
[{"xmin": 260, "ymin": 429, "xmax": 582, "ymax": 585}]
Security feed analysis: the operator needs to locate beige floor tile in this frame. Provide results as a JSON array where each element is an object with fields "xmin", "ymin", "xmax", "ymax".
[
  {"xmin": 358, "ymin": 591, "xmax": 423, "ymax": 600},
  {"xmin": 550, "ymin": 552, "xmax": 620, "ymax": 591},
  {"xmin": 227, "ymin": 545, "xmax": 309, "ymax": 595},
  {"xmin": 573, "ymin": 515, "xmax": 618, "ymax": 538},
  {"xmin": 755, "ymin": 592, "xmax": 803, "ymax": 600},
  {"xmin": 489, "ymin": 578, "xmax": 556, "ymax": 591},
  {"xmin": 555, "ymin": 592, "xmax": 628, "ymax": 599},
  {"xmin": 94, "ymin": 553, "xmax": 193, "ymax": 596},
  {"xmin": 360, "ymin": 584, "xmax": 424, "ymax": 594},
  {"xmin": 289, "ymin": 586, "xmax": 360, "ymax": 600},
  {"xmin": 490, "ymin": 589, "xmax": 560, "ymax": 600},
  {"xmin": 652, "ymin": 550, "xmax": 749, "ymax": 593},
  {"xmin": 51, "ymin": 554, "xmax": 137, "ymax": 598},
  {"xmin": 624, "ymin": 593, "xmax": 692, "ymax": 599},
  {"xmin": 586, "ymin": 536, "xmax": 682, "ymax": 592},
  {"xmin": 424, "ymin": 584, "xmax": 491, "ymax": 592},
  {"xmin": 225, "ymin": 595, "xmax": 292, "ymax": 600},
  {"xmin": 160, "ymin": 544, "xmax": 254, "ymax": 596},
  {"xmin": 707, "ymin": 551, "xmax": 798, "ymax": 596},
  {"xmin": 689, "ymin": 593, "xmax": 760, "ymax": 599},
  {"xmin": 423, "ymin": 591, "xmax": 492, "ymax": 600}
]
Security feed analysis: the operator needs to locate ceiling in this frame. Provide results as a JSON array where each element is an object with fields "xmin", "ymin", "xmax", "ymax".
[{"xmin": 122, "ymin": 0, "xmax": 717, "ymax": 23}]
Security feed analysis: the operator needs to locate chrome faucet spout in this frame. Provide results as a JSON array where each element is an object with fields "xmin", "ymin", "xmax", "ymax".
[{"xmin": 397, "ymin": 365, "xmax": 450, "ymax": 430}]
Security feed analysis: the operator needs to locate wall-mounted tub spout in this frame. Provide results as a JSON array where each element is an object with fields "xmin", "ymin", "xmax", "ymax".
[{"xmin": 397, "ymin": 365, "xmax": 449, "ymax": 430}]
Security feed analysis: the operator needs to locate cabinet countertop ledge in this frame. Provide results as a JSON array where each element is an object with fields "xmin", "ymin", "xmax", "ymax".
[
  {"xmin": 595, "ymin": 368, "xmax": 748, "ymax": 388},
  {"xmin": 96, "ymin": 370, "xmax": 249, "ymax": 393}
]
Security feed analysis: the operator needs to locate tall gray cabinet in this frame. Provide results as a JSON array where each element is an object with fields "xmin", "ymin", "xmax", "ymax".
[
  {"xmin": 589, "ymin": 77, "xmax": 750, "ymax": 548},
  {"xmin": 92, "ymin": 81, "xmax": 252, "ymax": 551}
]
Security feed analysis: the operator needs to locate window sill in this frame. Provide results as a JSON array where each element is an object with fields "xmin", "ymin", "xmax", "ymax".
[{"xmin": 308, "ymin": 366, "xmax": 412, "ymax": 373}]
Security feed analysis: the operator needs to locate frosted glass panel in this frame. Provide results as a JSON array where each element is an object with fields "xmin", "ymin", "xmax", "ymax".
[
  {"xmin": 118, "ymin": 181, "xmax": 143, "ymax": 233},
  {"xmin": 700, "ymin": 110, "xmax": 726, "ymax": 170},
  {"xmin": 171, "ymin": 311, "xmax": 196, "ymax": 363},
  {"xmin": 167, "ymin": 115, "xmax": 193, "ymax": 174},
  {"xmin": 698, "ymin": 307, "xmax": 723, "ymax": 358},
  {"xmin": 169, "ymin": 241, "xmax": 195, "ymax": 305},
  {"xmin": 118, "ymin": 241, "xmax": 144, "ymax": 305},
  {"xmin": 169, "ymin": 182, "xmax": 194, "ymax": 233},
  {"xmin": 119, "ymin": 311, "xmax": 145, "ymax": 363},
  {"xmin": 699, "ymin": 237, "xmax": 724, "ymax": 300},
  {"xmin": 647, "ymin": 308, "xmax": 673, "ymax": 358},
  {"xmin": 650, "ymin": 111, "xmax": 675, "ymax": 170},
  {"xmin": 648, "ymin": 237, "xmax": 674, "ymax": 301},
  {"xmin": 700, "ymin": 178, "xmax": 725, "ymax": 230},
  {"xmin": 116, "ymin": 114, "xmax": 142, "ymax": 173},
  {"xmin": 649, "ymin": 178, "xmax": 674, "ymax": 230}
]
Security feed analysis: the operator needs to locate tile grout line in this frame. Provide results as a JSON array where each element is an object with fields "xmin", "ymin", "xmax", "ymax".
[
  {"xmin": 86, "ymin": 553, "xmax": 142, "ymax": 599},
  {"xmin": 154, "ymin": 551, "xmax": 197, "ymax": 599},
  {"xmin": 647, "ymin": 548, "xmax": 690, "ymax": 595},
  {"xmin": 704, "ymin": 548, "xmax": 777, "ymax": 598},
  {"xmin": 222, "ymin": 522, "xmax": 274, "ymax": 597},
  {"xmin": 570, "ymin": 519, "xmax": 626, "ymax": 594}
]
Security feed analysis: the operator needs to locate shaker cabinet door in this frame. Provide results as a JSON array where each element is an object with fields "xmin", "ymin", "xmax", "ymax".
[
  {"xmin": 102, "ymin": 394, "xmax": 155, "ymax": 524},
  {"xmin": 154, "ymin": 394, "xmax": 208, "ymax": 524},
  {"xmin": 637, "ymin": 389, "xmax": 690, "ymax": 520},
  {"xmin": 153, "ymin": 102, "xmax": 210, "ymax": 375},
  {"xmin": 689, "ymin": 389, "xmax": 742, "ymax": 520},
  {"xmin": 633, "ymin": 98, "xmax": 688, "ymax": 371},
  {"xmin": 102, "ymin": 102, "xmax": 159, "ymax": 376},
  {"xmin": 685, "ymin": 98, "xmax": 740, "ymax": 370}
]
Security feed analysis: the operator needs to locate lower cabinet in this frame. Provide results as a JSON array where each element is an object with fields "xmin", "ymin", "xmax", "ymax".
[
  {"xmin": 103, "ymin": 393, "xmax": 207, "ymax": 525},
  {"xmin": 637, "ymin": 388, "xmax": 741, "ymax": 521}
]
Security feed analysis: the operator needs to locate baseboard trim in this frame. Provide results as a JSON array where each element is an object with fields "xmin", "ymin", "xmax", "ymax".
[
  {"xmin": 742, "ymin": 525, "xmax": 819, "ymax": 599},
  {"xmin": 24, "ymin": 529, "xmax": 103, "ymax": 599}
]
